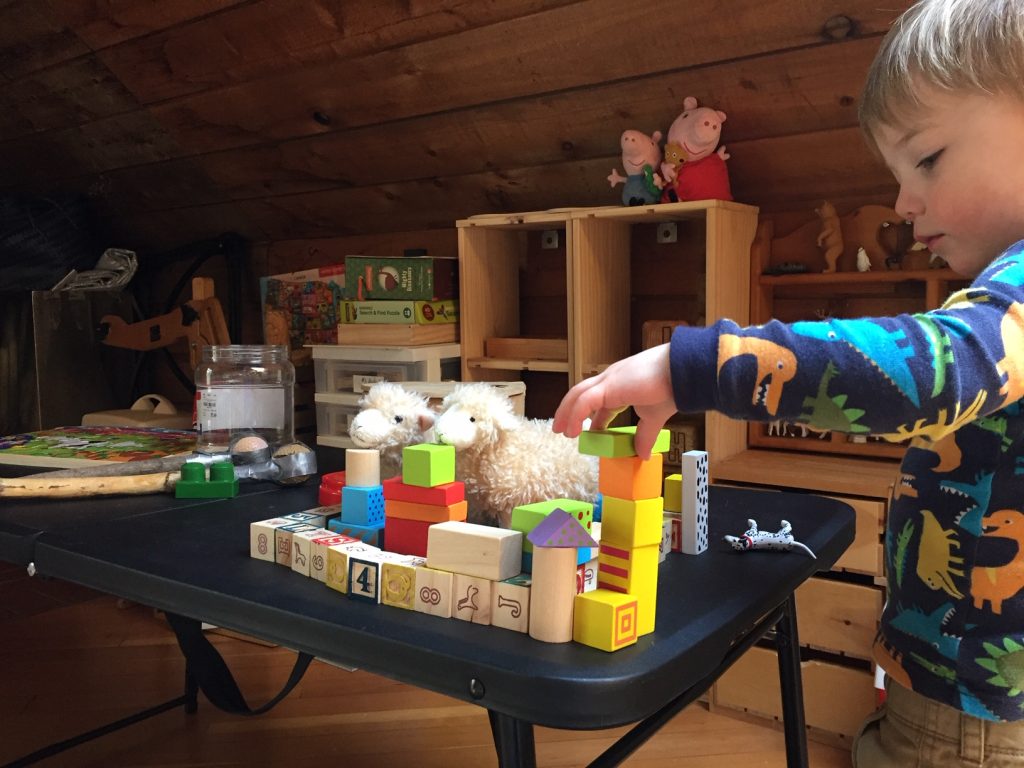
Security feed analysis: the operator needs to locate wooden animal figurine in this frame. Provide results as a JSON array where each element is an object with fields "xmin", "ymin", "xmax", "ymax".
[
  {"xmin": 724, "ymin": 519, "xmax": 816, "ymax": 558},
  {"xmin": 814, "ymin": 201, "xmax": 844, "ymax": 273}
]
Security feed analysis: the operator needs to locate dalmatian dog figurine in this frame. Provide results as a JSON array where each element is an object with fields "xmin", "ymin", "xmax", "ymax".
[{"xmin": 723, "ymin": 519, "xmax": 816, "ymax": 559}]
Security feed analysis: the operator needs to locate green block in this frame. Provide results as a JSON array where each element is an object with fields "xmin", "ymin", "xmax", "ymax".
[
  {"xmin": 175, "ymin": 461, "xmax": 239, "ymax": 499},
  {"xmin": 511, "ymin": 498, "xmax": 593, "ymax": 553},
  {"xmin": 578, "ymin": 426, "xmax": 670, "ymax": 457},
  {"xmin": 402, "ymin": 443, "xmax": 456, "ymax": 487}
]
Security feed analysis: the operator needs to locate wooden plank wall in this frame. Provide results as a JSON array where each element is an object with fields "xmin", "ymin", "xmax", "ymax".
[{"xmin": 0, "ymin": 0, "xmax": 908, "ymax": 349}]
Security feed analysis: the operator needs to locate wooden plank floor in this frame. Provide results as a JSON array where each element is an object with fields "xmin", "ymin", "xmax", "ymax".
[{"xmin": 0, "ymin": 568, "xmax": 853, "ymax": 767}]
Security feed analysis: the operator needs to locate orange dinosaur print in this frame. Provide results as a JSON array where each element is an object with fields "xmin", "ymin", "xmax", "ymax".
[
  {"xmin": 972, "ymin": 509, "xmax": 1024, "ymax": 614},
  {"xmin": 997, "ymin": 302, "xmax": 1024, "ymax": 407},
  {"xmin": 716, "ymin": 335, "xmax": 797, "ymax": 416}
]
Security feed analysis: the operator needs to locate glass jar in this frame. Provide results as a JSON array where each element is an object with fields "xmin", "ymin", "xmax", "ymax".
[{"xmin": 194, "ymin": 345, "xmax": 294, "ymax": 454}]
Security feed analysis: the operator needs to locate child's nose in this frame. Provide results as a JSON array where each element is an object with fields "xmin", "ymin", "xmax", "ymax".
[{"xmin": 895, "ymin": 186, "xmax": 923, "ymax": 221}]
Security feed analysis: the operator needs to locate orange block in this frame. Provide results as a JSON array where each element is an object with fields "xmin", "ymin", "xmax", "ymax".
[
  {"xmin": 386, "ymin": 498, "xmax": 468, "ymax": 523},
  {"xmin": 599, "ymin": 453, "xmax": 663, "ymax": 500}
]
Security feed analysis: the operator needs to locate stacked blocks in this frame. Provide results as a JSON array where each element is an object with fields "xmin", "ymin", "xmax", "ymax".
[
  {"xmin": 512, "ymin": 498, "xmax": 593, "ymax": 572},
  {"xmin": 660, "ymin": 451, "xmax": 709, "ymax": 554},
  {"xmin": 577, "ymin": 425, "xmax": 669, "ymax": 644},
  {"xmin": 384, "ymin": 443, "xmax": 465, "ymax": 556},
  {"xmin": 327, "ymin": 449, "xmax": 386, "ymax": 546},
  {"xmin": 175, "ymin": 460, "xmax": 239, "ymax": 499}
]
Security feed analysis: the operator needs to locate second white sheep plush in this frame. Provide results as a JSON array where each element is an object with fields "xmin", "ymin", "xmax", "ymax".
[
  {"xmin": 348, "ymin": 382, "xmax": 436, "ymax": 479},
  {"xmin": 433, "ymin": 382, "xmax": 598, "ymax": 528}
]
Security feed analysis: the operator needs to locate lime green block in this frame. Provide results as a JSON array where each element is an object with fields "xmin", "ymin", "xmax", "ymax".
[
  {"xmin": 402, "ymin": 443, "xmax": 456, "ymax": 487},
  {"xmin": 511, "ymin": 498, "xmax": 593, "ymax": 553},
  {"xmin": 578, "ymin": 426, "xmax": 669, "ymax": 458}
]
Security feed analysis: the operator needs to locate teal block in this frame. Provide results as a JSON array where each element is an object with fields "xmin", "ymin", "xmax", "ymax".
[
  {"xmin": 175, "ymin": 461, "xmax": 239, "ymax": 499},
  {"xmin": 577, "ymin": 426, "xmax": 669, "ymax": 457},
  {"xmin": 402, "ymin": 443, "xmax": 456, "ymax": 487},
  {"xmin": 341, "ymin": 485, "xmax": 386, "ymax": 526},
  {"xmin": 328, "ymin": 518, "xmax": 383, "ymax": 546},
  {"xmin": 511, "ymin": 498, "xmax": 592, "ymax": 553}
]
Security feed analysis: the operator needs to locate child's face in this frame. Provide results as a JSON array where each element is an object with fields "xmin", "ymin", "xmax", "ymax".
[{"xmin": 873, "ymin": 87, "xmax": 1024, "ymax": 277}]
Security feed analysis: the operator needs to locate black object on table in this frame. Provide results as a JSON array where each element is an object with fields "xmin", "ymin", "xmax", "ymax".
[{"xmin": 0, "ymin": 473, "xmax": 854, "ymax": 768}]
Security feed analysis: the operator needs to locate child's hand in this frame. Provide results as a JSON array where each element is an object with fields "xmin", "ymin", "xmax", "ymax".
[{"xmin": 552, "ymin": 344, "xmax": 677, "ymax": 459}]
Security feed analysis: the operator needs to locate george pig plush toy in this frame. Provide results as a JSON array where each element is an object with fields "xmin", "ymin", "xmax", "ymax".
[
  {"xmin": 608, "ymin": 129, "xmax": 664, "ymax": 205},
  {"xmin": 660, "ymin": 96, "xmax": 733, "ymax": 203}
]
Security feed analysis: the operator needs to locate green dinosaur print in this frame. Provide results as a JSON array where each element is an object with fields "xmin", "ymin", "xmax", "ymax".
[
  {"xmin": 894, "ymin": 518, "xmax": 914, "ymax": 588},
  {"xmin": 977, "ymin": 638, "xmax": 1024, "ymax": 697},
  {"xmin": 910, "ymin": 651, "xmax": 957, "ymax": 682},
  {"xmin": 914, "ymin": 314, "xmax": 962, "ymax": 398},
  {"xmin": 800, "ymin": 362, "xmax": 869, "ymax": 433}
]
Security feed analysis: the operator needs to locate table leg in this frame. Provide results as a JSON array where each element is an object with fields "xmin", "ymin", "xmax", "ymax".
[
  {"xmin": 488, "ymin": 709, "xmax": 537, "ymax": 768},
  {"xmin": 184, "ymin": 661, "xmax": 199, "ymax": 714},
  {"xmin": 775, "ymin": 593, "xmax": 809, "ymax": 768}
]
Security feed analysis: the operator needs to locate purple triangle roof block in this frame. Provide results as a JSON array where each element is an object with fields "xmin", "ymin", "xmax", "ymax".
[{"xmin": 527, "ymin": 507, "xmax": 599, "ymax": 549}]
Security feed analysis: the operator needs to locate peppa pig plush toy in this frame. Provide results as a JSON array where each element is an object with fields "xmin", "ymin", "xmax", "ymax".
[
  {"xmin": 660, "ymin": 96, "xmax": 733, "ymax": 203},
  {"xmin": 608, "ymin": 129, "xmax": 663, "ymax": 206}
]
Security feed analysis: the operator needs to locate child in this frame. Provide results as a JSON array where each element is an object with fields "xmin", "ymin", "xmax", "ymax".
[{"xmin": 553, "ymin": 1, "xmax": 1024, "ymax": 765}]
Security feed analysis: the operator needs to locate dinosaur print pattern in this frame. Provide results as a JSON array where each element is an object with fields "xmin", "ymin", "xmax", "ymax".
[{"xmin": 667, "ymin": 241, "xmax": 1024, "ymax": 720}]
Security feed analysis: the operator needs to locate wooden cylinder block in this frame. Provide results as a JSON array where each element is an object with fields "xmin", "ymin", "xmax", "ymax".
[
  {"xmin": 528, "ymin": 546, "xmax": 577, "ymax": 643},
  {"xmin": 345, "ymin": 449, "xmax": 380, "ymax": 488}
]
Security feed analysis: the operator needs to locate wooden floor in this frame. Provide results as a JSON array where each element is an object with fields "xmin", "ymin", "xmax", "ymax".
[{"xmin": 0, "ymin": 566, "xmax": 853, "ymax": 767}]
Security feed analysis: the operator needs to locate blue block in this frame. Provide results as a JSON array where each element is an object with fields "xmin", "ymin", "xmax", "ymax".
[
  {"xmin": 592, "ymin": 493, "xmax": 603, "ymax": 523},
  {"xmin": 328, "ymin": 518, "xmax": 384, "ymax": 547},
  {"xmin": 341, "ymin": 485, "xmax": 386, "ymax": 526}
]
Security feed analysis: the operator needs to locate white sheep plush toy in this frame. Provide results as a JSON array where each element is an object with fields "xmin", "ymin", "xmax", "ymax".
[
  {"xmin": 348, "ymin": 382, "xmax": 436, "ymax": 479},
  {"xmin": 433, "ymin": 382, "xmax": 599, "ymax": 528}
]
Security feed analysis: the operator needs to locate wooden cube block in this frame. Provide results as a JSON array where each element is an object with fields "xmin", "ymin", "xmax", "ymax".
[
  {"xmin": 275, "ymin": 523, "xmax": 318, "ymax": 567},
  {"xmin": 573, "ymin": 589, "xmax": 639, "ymax": 652},
  {"xmin": 681, "ymin": 450, "xmax": 709, "ymax": 555},
  {"xmin": 309, "ymin": 534, "xmax": 358, "ymax": 582},
  {"xmin": 402, "ymin": 443, "xmax": 455, "ymax": 487},
  {"xmin": 512, "ymin": 498, "xmax": 593, "ymax": 554},
  {"xmin": 341, "ymin": 485, "xmax": 386, "ymax": 526},
  {"xmin": 325, "ymin": 541, "xmax": 380, "ymax": 594},
  {"xmin": 491, "ymin": 574, "xmax": 531, "ymax": 633},
  {"xmin": 663, "ymin": 474, "xmax": 682, "ymax": 513},
  {"xmin": 381, "ymin": 557, "xmax": 426, "ymax": 610},
  {"xmin": 249, "ymin": 518, "xmax": 295, "ymax": 562},
  {"xmin": 385, "ymin": 498, "xmax": 468, "ymax": 523},
  {"xmin": 576, "ymin": 559, "xmax": 598, "ymax": 594},
  {"xmin": 348, "ymin": 555, "xmax": 382, "ymax": 603},
  {"xmin": 413, "ymin": 566, "xmax": 454, "ymax": 618},
  {"xmin": 345, "ymin": 448, "xmax": 380, "ymax": 488},
  {"xmin": 290, "ymin": 527, "xmax": 334, "ymax": 577},
  {"xmin": 383, "ymin": 476, "xmax": 465, "ymax": 506},
  {"xmin": 659, "ymin": 517, "xmax": 672, "ymax": 563},
  {"xmin": 452, "ymin": 573, "xmax": 492, "ymax": 625},
  {"xmin": 578, "ymin": 426, "xmax": 669, "ymax": 458},
  {"xmin": 280, "ymin": 510, "xmax": 327, "ymax": 528},
  {"xmin": 383, "ymin": 516, "xmax": 432, "ymax": 557},
  {"xmin": 426, "ymin": 521, "xmax": 522, "ymax": 581},
  {"xmin": 664, "ymin": 512, "xmax": 682, "ymax": 552},
  {"xmin": 599, "ymin": 453, "xmax": 663, "ymax": 500},
  {"xmin": 600, "ymin": 496, "xmax": 665, "ymax": 549},
  {"xmin": 328, "ymin": 518, "xmax": 383, "ymax": 546},
  {"xmin": 597, "ymin": 543, "xmax": 660, "ymax": 636}
]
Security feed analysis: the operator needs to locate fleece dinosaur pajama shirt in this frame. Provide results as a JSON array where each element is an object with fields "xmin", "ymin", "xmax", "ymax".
[{"xmin": 668, "ymin": 241, "xmax": 1024, "ymax": 721}]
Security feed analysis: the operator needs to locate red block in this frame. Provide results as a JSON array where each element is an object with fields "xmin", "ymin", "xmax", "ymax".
[
  {"xmin": 384, "ymin": 517, "xmax": 432, "ymax": 557},
  {"xmin": 319, "ymin": 471, "xmax": 345, "ymax": 506},
  {"xmin": 382, "ymin": 476, "xmax": 465, "ymax": 506}
]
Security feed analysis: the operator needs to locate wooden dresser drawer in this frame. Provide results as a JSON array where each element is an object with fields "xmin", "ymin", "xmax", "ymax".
[
  {"xmin": 823, "ymin": 494, "xmax": 885, "ymax": 576},
  {"xmin": 796, "ymin": 577, "xmax": 882, "ymax": 659}
]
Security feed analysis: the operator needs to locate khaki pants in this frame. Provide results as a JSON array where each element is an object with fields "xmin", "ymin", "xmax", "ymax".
[{"xmin": 853, "ymin": 681, "xmax": 1024, "ymax": 767}]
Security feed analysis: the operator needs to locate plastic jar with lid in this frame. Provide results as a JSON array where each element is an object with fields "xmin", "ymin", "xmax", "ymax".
[{"xmin": 194, "ymin": 345, "xmax": 294, "ymax": 454}]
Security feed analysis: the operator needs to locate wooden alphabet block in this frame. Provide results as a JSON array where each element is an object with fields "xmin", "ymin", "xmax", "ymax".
[
  {"xmin": 348, "ymin": 555, "xmax": 382, "ymax": 603},
  {"xmin": 452, "ymin": 573, "xmax": 493, "ymax": 625},
  {"xmin": 402, "ymin": 443, "xmax": 456, "ymax": 487},
  {"xmin": 275, "ymin": 523, "xmax": 318, "ymax": 567},
  {"xmin": 309, "ymin": 534, "xmax": 358, "ymax": 582},
  {"xmin": 426, "ymin": 521, "xmax": 522, "ymax": 581},
  {"xmin": 341, "ymin": 485, "xmax": 386, "ymax": 526},
  {"xmin": 681, "ymin": 450, "xmax": 709, "ymax": 555},
  {"xmin": 325, "ymin": 541, "xmax": 381, "ymax": 594},
  {"xmin": 663, "ymin": 473, "xmax": 682, "ymax": 513},
  {"xmin": 413, "ymin": 566, "xmax": 454, "ymax": 618},
  {"xmin": 383, "ymin": 476, "xmax": 465, "ymax": 506},
  {"xmin": 598, "ymin": 453, "xmax": 663, "ymax": 500},
  {"xmin": 381, "ymin": 557, "xmax": 426, "ymax": 610},
  {"xmin": 599, "ymin": 496, "xmax": 664, "ymax": 549},
  {"xmin": 345, "ymin": 448, "xmax": 380, "ymax": 488},
  {"xmin": 573, "ymin": 589, "xmax": 639, "ymax": 652},
  {"xmin": 576, "ymin": 559, "xmax": 598, "ymax": 594},
  {"xmin": 664, "ymin": 512, "xmax": 682, "ymax": 552},
  {"xmin": 290, "ymin": 527, "xmax": 334, "ymax": 577},
  {"xmin": 659, "ymin": 517, "xmax": 672, "ymax": 562},
  {"xmin": 491, "ymin": 574, "xmax": 531, "ymax": 633},
  {"xmin": 385, "ymin": 498, "xmax": 468, "ymax": 523},
  {"xmin": 280, "ymin": 510, "xmax": 329, "ymax": 528},
  {"xmin": 578, "ymin": 426, "xmax": 669, "ymax": 458},
  {"xmin": 249, "ymin": 518, "xmax": 294, "ymax": 562}
]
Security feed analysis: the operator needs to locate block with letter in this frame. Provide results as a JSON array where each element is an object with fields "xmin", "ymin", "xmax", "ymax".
[
  {"xmin": 249, "ymin": 518, "xmax": 295, "ymax": 562},
  {"xmin": 309, "ymin": 533, "xmax": 358, "ymax": 581},
  {"xmin": 576, "ymin": 559, "xmax": 598, "ymax": 594},
  {"xmin": 381, "ymin": 556, "xmax": 426, "ymax": 610},
  {"xmin": 491, "ymin": 574, "xmax": 531, "ymax": 633},
  {"xmin": 599, "ymin": 453, "xmax": 663, "ymax": 500},
  {"xmin": 578, "ymin": 426, "xmax": 669, "ymax": 458},
  {"xmin": 348, "ymin": 554, "xmax": 382, "ymax": 603},
  {"xmin": 681, "ymin": 450, "xmax": 709, "ymax": 555},
  {"xmin": 426, "ymin": 521, "xmax": 522, "ymax": 582},
  {"xmin": 402, "ymin": 443, "xmax": 455, "ymax": 487},
  {"xmin": 659, "ymin": 517, "xmax": 672, "ymax": 563},
  {"xmin": 452, "ymin": 573, "xmax": 493, "ymax": 625},
  {"xmin": 275, "ymin": 523, "xmax": 318, "ymax": 567},
  {"xmin": 290, "ymin": 527, "xmax": 333, "ymax": 577},
  {"xmin": 599, "ymin": 496, "xmax": 664, "ymax": 549},
  {"xmin": 573, "ymin": 589, "xmax": 639, "ymax": 652},
  {"xmin": 326, "ymin": 541, "xmax": 380, "ymax": 594},
  {"xmin": 413, "ymin": 566, "xmax": 454, "ymax": 618}
]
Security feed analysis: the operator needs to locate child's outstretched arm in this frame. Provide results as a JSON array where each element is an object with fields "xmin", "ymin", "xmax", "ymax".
[{"xmin": 552, "ymin": 343, "xmax": 678, "ymax": 459}]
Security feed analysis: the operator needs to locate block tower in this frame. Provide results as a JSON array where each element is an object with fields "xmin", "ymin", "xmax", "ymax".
[
  {"xmin": 383, "ymin": 443, "xmax": 465, "ymax": 557},
  {"xmin": 662, "ymin": 449, "xmax": 709, "ymax": 554},
  {"xmin": 328, "ymin": 448, "xmax": 386, "ymax": 546},
  {"xmin": 576, "ymin": 425, "xmax": 669, "ymax": 640}
]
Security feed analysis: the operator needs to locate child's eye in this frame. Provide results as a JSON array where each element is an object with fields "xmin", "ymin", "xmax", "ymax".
[{"xmin": 917, "ymin": 149, "xmax": 943, "ymax": 171}]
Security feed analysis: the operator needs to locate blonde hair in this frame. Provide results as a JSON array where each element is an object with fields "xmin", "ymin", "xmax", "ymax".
[{"xmin": 860, "ymin": 0, "xmax": 1024, "ymax": 148}]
